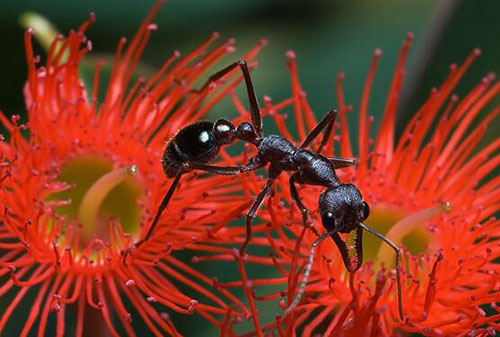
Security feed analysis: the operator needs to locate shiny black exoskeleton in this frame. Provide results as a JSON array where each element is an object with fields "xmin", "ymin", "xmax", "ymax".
[
  {"xmin": 162, "ymin": 120, "xmax": 236, "ymax": 178},
  {"xmin": 235, "ymin": 111, "xmax": 360, "ymax": 254},
  {"xmin": 124, "ymin": 59, "xmax": 264, "ymax": 259},
  {"xmin": 229, "ymin": 84, "xmax": 403, "ymax": 320},
  {"xmin": 123, "ymin": 58, "xmax": 403, "ymax": 320},
  {"xmin": 246, "ymin": 111, "xmax": 403, "ymax": 319}
]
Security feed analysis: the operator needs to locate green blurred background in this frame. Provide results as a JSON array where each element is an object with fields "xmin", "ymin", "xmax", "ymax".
[{"xmin": 1, "ymin": 0, "xmax": 499, "ymax": 336}]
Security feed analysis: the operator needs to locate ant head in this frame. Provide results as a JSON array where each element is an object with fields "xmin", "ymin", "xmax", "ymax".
[
  {"xmin": 235, "ymin": 122, "xmax": 258, "ymax": 144},
  {"xmin": 213, "ymin": 119, "xmax": 236, "ymax": 145},
  {"xmin": 319, "ymin": 184, "xmax": 370, "ymax": 233}
]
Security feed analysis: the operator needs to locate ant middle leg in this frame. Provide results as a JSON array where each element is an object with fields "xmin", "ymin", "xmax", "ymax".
[
  {"xmin": 240, "ymin": 176, "xmax": 276, "ymax": 254},
  {"xmin": 289, "ymin": 173, "xmax": 320, "ymax": 236},
  {"xmin": 300, "ymin": 108, "xmax": 337, "ymax": 149},
  {"xmin": 300, "ymin": 108, "xmax": 357, "ymax": 166},
  {"xmin": 316, "ymin": 115, "xmax": 335, "ymax": 155}
]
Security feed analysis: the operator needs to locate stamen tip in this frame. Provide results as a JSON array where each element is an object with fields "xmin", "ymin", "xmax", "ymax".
[
  {"xmin": 128, "ymin": 165, "xmax": 139, "ymax": 175},
  {"xmin": 286, "ymin": 50, "xmax": 296, "ymax": 59},
  {"xmin": 406, "ymin": 32, "xmax": 414, "ymax": 41},
  {"xmin": 374, "ymin": 48, "xmax": 383, "ymax": 57},
  {"xmin": 473, "ymin": 48, "xmax": 482, "ymax": 57},
  {"xmin": 442, "ymin": 201, "xmax": 451, "ymax": 212}
]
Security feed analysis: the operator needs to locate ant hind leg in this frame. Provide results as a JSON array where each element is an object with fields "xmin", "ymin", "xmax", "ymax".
[
  {"xmin": 193, "ymin": 60, "xmax": 263, "ymax": 137},
  {"xmin": 122, "ymin": 170, "xmax": 183, "ymax": 266}
]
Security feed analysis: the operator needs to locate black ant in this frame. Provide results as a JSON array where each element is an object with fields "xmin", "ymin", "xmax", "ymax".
[
  {"xmin": 233, "ymin": 101, "xmax": 403, "ymax": 320},
  {"xmin": 122, "ymin": 59, "xmax": 403, "ymax": 320}
]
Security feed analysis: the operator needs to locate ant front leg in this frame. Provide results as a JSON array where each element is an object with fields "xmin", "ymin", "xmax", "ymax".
[{"xmin": 289, "ymin": 173, "xmax": 320, "ymax": 236}]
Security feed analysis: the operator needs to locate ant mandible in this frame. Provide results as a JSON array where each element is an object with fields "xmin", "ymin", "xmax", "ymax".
[{"xmin": 122, "ymin": 58, "xmax": 403, "ymax": 320}]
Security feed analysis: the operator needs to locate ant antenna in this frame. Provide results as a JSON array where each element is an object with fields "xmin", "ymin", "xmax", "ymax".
[
  {"xmin": 284, "ymin": 224, "xmax": 404, "ymax": 321},
  {"xmin": 284, "ymin": 228, "xmax": 339, "ymax": 316},
  {"xmin": 360, "ymin": 223, "xmax": 403, "ymax": 321}
]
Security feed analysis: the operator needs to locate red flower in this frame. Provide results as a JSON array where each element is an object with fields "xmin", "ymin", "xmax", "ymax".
[
  {"xmin": 212, "ymin": 34, "xmax": 500, "ymax": 336},
  {"xmin": 0, "ymin": 2, "xmax": 272, "ymax": 336}
]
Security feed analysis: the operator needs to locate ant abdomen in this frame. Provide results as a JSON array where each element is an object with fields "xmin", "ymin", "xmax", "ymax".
[{"xmin": 162, "ymin": 121, "xmax": 220, "ymax": 177}]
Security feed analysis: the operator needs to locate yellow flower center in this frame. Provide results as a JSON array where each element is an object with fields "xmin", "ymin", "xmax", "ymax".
[
  {"xmin": 362, "ymin": 202, "xmax": 451, "ymax": 267},
  {"xmin": 47, "ymin": 155, "xmax": 143, "ymax": 246}
]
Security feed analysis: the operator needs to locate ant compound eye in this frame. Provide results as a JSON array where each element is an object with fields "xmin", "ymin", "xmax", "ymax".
[
  {"xmin": 361, "ymin": 201, "xmax": 370, "ymax": 220},
  {"xmin": 322, "ymin": 211, "xmax": 336, "ymax": 229},
  {"xmin": 213, "ymin": 119, "xmax": 235, "ymax": 145}
]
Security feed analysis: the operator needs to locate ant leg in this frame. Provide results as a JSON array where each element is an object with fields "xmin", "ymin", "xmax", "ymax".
[
  {"xmin": 289, "ymin": 173, "xmax": 320, "ymax": 236},
  {"xmin": 190, "ymin": 162, "xmax": 242, "ymax": 175},
  {"xmin": 316, "ymin": 117, "xmax": 335, "ymax": 154},
  {"xmin": 240, "ymin": 177, "xmax": 275, "ymax": 254},
  {"xmin": 300, "ymin": 108, "xmax": 337, "ymax": 149},
  {"xmin": 122, "ymin": 170, "xmax": 183, "ymax": 265},
  {"xmin": 241, "ymin": 155, "xmax": 266, "ymax": 173},
  {"xmin": 360, "ymin": 223, "xmax": 404, "ymax": 321},
  {"xmin": 238, "ymin": 60, "xmax": 262, "ymax": 137},
  {"xmin": 327, "ymin": 157, "xmax": 357, "ymax": 169},
  {"xmin": 284, "ymin": 227, "xmax": 340, "ymax": 316},
  {"xmin": 194, "ymin": 60, "xmax": 262, "ymax": 137}
]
